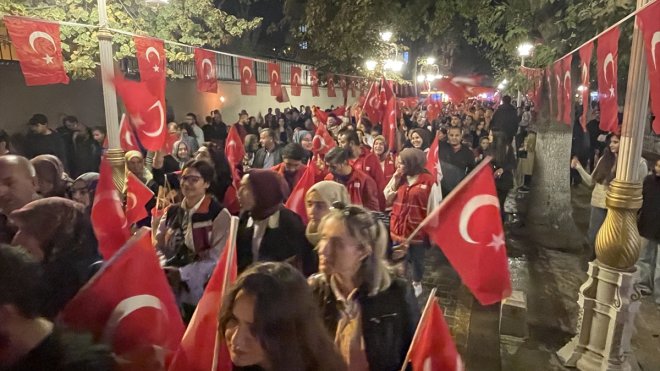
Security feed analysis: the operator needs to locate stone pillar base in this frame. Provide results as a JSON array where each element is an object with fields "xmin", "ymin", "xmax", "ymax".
[{"xmin": 557, "ymin": 261, "xmax": 641, "ymax": 371}]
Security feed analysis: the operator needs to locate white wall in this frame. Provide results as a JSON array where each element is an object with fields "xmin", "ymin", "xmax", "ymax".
[{"xmin": 0, "ymin": 63, "xmax": 357, "ymax": 134}]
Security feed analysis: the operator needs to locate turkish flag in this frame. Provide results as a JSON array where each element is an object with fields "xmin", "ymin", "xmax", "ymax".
[
  {"xmin": 194, "ymin": 48, "xmax": 218, "ymax": 93},
  {"xmin": 60, "ymin": 229, "xmax": 184, "ymax": 371},
  {"xmin": 125, "ymin": 172, "xmax": 154, "ymax": 225},
  {"xmin": 597, "ymin": 26, "xmax": 620, "ymax": 132},
  {"xmin": 408, "ymin": 299, "xmax": 463, "ymax": 371},
  {"xmin": 119, "ymin": 114, "xmax": 140, "ymax": 152},
  {"xmin": 239, "ymin": 58, "xmax": 256, "ymax": 96},
  {"xmin": 311, "ymin": 121, "xmax": 336, "ymax": 156},
  {"xmin": 134, "ymin": 36, "xmax": 166, "ymax": 99},
  {"xmin": 310, "ymin": 69, "xmax": 320, "ymax": 97},
  {"xmin": 168, "ymin": 218, "xmax": 238, "ymax": 371},
  {"xmin": 381, "ymin": 78, "xmax": 397, "ymax": 150},
  {"xmin": 637, "ymin": 2, "xmax": 660, "ymax": 134},
  {"xmin": 114, "ymin": 76, "xmax": 167, "ymax": 151},
  {"xmin": 91, "ymin": 157, "xmax": 130, "ymax": 260},
  {"xmin": 579, "ymin": 42, "xmax": 594, "ymax": 132},
  {"xmin": 268, "ymin": 62, "xmax": 282, "ymax": 97},
  {"xmin": 435, "ymin": 78, "xmax": 468, "ymax": 102},
  {"xmin": 3, "ymin": 16, "xmax": 69, "ymax": 86},
  {"xmin": 545, "ymin": 67, "xmax": 554, "ymax": 115},
  {"xmin": 312, "ymin": 106, "xmax": 346, "ymax": 124},
  {"xmin": 425, "ymin": 135, "xmax": 443, "ymax": 208},
  {"xmin": 363, "ymin": 81, "xmax": 384, "ymax": 123},
  {"xmin": 340, "ymin": 76, "xmax": 348, "ymax": 100},
  {"xmin": 422, "ymin": 159, "xmax": 511, "ymax": 305},
  {"xmin": 291, "ymin": 66, "xmax": 302, "ymax": 96},
  {"xmin": 426, "ymin": 95, "xmax": 443, "ymax": 122},
  {"xmin": 327, "ymin": 73, "xmax": 336, "ymax": 97},
  {"xmin": 163, "ymin": 132, "xmax": 180, "ymax": 155},
  {"xmin": 285, "ymin": 159, "xmax": 318, "ymax": 224},
  {"xmin": 553, "ymin": 60, "xmax": 563, "ymax": 123},
  {"xmin": 225, "ymin": 125, "xmax": 245, "ymax": 189},
  {"xmin": 350, "ymin": 79, "xmax": 357, "ymax": 97},
  {"xmin": 561, "ymin": 55, "xmax": 573, "ymax": 125}
]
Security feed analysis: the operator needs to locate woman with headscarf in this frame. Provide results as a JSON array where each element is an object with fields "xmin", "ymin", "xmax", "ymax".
[
  {"xmin": 372, "ymin": 135, "xmax": 396, "ymax": 185},
  {"xmin": 407, "ymin": 128, "xmax": 432, "ymax": 153},
  {"xmin": 172, "ymin": 140, "xmax": 192, "ymax": 170},
  {"xmin": 10, "ymin": 197, "xmax": 102, "ymax": 318},
  {"xmin": 30, "ymin": 154, "xmax": 71, "ymax": 198},
  {"xmin": 70, "ymin": 172, "xmax": 99, "ymax": 210},
  {"xmin": 236, "ymin": 169, "xmax": 315, "ymax": 276},
  {"xmin": 292, "ymin": 129, "xmax": 314, "ymax": 163},
  {"xmin": 304, "ymin": 181, "xmax": 350, "ymax": 247},
  {"xmin": 384, "ymin": 148, "xmax": 434, "ymax": 297}
]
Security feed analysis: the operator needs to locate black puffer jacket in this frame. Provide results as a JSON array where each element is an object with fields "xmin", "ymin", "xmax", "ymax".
[
  {"xmin": 309, "ymin": 274, "xmax": 420, "ymax": 371},
  {"xmin": 638, "ymin": 173, "xmax": 660, "ymax": 241},
  {"xmin": 491, "ymin": 103, "xmax": 519, "ymax": 141}
]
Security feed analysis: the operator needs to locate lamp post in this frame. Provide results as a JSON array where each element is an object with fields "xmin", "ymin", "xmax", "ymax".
[
  {"xmin": 516, "ymin": 42, "xmax": 533, "ymax": 107},
  {"xmin": 414, "ymin": 56, "xmax": 437, "ymax": 96}
]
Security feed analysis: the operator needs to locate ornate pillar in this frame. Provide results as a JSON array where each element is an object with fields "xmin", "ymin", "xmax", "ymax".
[
  {"xmin": 97, "ymin": 0, "xmax": 125, "ymax": 191},
  {"xmin": 557, "ymin": 0, "xmax": 649, "ymax": 369}
]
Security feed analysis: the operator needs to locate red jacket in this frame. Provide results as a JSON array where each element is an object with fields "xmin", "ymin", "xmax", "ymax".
[
  {"xmin": 390, "ymin": 172, "xmax": 434, "ymax": 244},
  {"xmin": 351, "ymin": 147, "xmax": 386, "ymax": 210},
  {"xmin": 325, "ymin": 169, "xmax": 380, "ymax": 211},
  {"xmin": 380, "ymin": 153, "xmax": 397, "ymax": 185}
]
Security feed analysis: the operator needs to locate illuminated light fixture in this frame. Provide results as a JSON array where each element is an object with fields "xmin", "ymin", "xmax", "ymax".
[
  {"xmin": 220, "ymin": 96, "xmax": 226, "ymax": 103},
  {"xmin": 416, "ymin": 75, "xmax": 425, "ymax": 83},
  {"xmin": 426, "ymin": 57, "xmax": 436, "ymax": 65},
  {"xmin": 517, "ymin": 42, "xmax": 534, "ymax": 57},
  {"xmin": 365, "ymin": 60, "xmax": 377, "ymax": 71},
  {"xmin": 391, "ymin": 60, "xmax": 403, "ymax": 72},
  {"xmin": 497, "ymin": 83, "xmax": 505, "ymax": 90},
  {"xmin": 380, "ymin": 31, "xmax": 393, "ymax": 42},
  {"xmin": 435, "ymin": 74, "xmax": 444, "ymax": 80},
  {"xmin": 577, "ymin": 85, "xmax": 587, "ymax": 92}
]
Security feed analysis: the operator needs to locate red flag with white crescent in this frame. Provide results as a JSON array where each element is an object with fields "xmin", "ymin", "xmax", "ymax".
[
  {"xmin": 290, "ymin": 66, "xmax": 302, "ymax": 96},
  {"xmin": 268, "ymin": 62, "xmax": 282, "ymax": 97},
  {"xmin": 91, "ymin": 157, "xmax": 130, "ymax": 260},
  {"xmin": 225, "ymin": 125, "xmax": 245, "ymax": 189},
  {"xmin": 350, "ymin": 78, "xmax": 357, "ymax": 97},
  {"xmin": 114, "ymin": 76, "xmax": 167, "ymax": 151},
  {"xmin": 3, "ymin": 16, "xmax": 69, "ymax": 86},
  {"xmin": 310, "ymin": 69, "xmax": 320, "ymax": 97},
  {"xmin": 134, "ymin": 36, "xmax": 166, "ymax": 99},
  {"xmin": 327, "ymin": 73, "xmax": 336, "ymax": 97},
  {"xmin": 637, "ymin": 2, "xmax": 660, "ymax": 134},
  {"xmin": 238, "ymin": 58, "xmax": 257, "ymax": 96},
  {"xmin": 125, "ymin": 172, "xmax": 154, "ymax": 225},
  {"xmin": 421, "ymin": 159, "xmax": 511, "ymax": 305},
  {"xmin": 578, "ymin": 42, "xmax": 594, "ymax": 132},
  {"xmin": 119, "ymin": 114, "xmax": 140, "ymax": 152},
  {"xmin": 340, "ymin": 76, "xmax": 348, "ymax": 99},
  {"xmin": 285, "ymin": 159, "xmax": 319, "ymax": 224},
  {"xmin": 425, "ymin": 95, "xmax": 443, "ymax": 122},
  {"xmin": 311, "ymin": 121, "xmax": 336, "ymax": 156},
  {"xmin": 60, "ymin": 229, "xmax": 184, "ymax": 369},
  {"xmin": 596, "ymin": 26, "xmax": 620, "ymax": 132},
  {"xmin": 561, "ymin": 55, "xmax": 573, "ymax": 126},
  {"xmin": 363, "ymin": 81, "xmax": 383, "ymax": 123},
  {"xmin": 553, "ymin": 60, "xmax": 563, "ymax": 123},
  {"xmin": 194, "ymin": 48, "xmax": 218, "ymax": 93}
]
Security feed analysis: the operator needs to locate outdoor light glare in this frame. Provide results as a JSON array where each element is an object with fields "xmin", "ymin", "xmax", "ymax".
[
  {"xmin": 365, "ymin": 60, "xmax": 377, "ymax": 71},
  {"xmin": 497, "ymin": 83, "xmax": 505, "ymax": 90},
  {"xmin": 145, "ymin": 0, "xmax": 169, "ymax": 4},
  {"xmin": 517, "ymin": 42, "xmax": 534, "ymax": 57},
  {"xmin": 426, "ymin": 57, "xmax": 436, "ymax": 65},
  {"xmin": 380, "ymin": 31, "xmax": 393, "ymax": 42},
  {"xmin": 417, "ymin": 75, "xmax": 425, "ymax": 83},
  {"xmin": 502, "ymin": 79, "xmax": 508, "ymax": 85},
  {"xmin": 577, "ymin": 85, "xmax": 587, "ymax": 92},
  {"xmin": 435, "ymin": 74, "xmax": 444, "ymax": 80},
  {"xmin": 220, "ymin": 96, "xmax": 226, "ymax": 103},
  {"xmin": 391, "ymin": 60, "xmax": 403, "ymax": 72}
]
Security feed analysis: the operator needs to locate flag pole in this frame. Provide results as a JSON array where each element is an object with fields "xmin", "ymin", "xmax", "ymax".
[
  {"xmin": 398, "ymin": 157, "xmax": 494, "ymax": 247},
  {"xmin": 399, "ymin": 287, "xmax": 438, "ymax": 371},
  {"xmin": 210, "ymin": 215, "xmax": 240, "ymax": 371}
]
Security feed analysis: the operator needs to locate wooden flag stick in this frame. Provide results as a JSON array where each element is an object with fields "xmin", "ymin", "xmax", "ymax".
[
  {"xmin": 210, "ymin": 215, "xmax": 239, "ymax": 371},
  {"xmin": 399, "ymin": 287, "xmax": 438, "ymax": 371}
]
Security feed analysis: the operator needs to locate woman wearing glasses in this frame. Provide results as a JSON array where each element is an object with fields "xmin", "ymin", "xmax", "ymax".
[
  {"xmin": 309, "ymin": 203, "xmax": 420, "ymax": 371},
  {"xmin": 155, "ymin": 159, "xmax": 231, "ymax": 320}
]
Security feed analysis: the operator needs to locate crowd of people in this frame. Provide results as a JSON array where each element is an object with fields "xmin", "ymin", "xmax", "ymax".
[{"xmin": 0, "ymin": 91, "xmax": 658, "ymax": 371}]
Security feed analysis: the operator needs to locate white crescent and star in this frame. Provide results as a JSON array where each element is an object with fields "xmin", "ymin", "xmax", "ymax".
[
  {"xmin": 28, "ymin": 31, "xmax": 56, "ymax": 64},
  {"xmin": 145, "ymin": 46, "xmax": 161, "ymax": 72},
  {"xmin": 603, "ymin": 53, "xmax": 614, "ymax": 84},
  {"xmin": 201, "ymin": 58, "xmax": 214, "ymax": 79},
  {"xmin": 564, "ymin": 71, "xmax": 571, "ymax": 95},
  {"xmin": 126, "ymin": 192, "xmax": 137, "ymax": 211},
  {"xmin": 242, "ymin": 66, "xmax": 253, "ymax": 84},
  {"xmin": 142, "ymin": 100, "xmax": 165, "ymax": 138},
  {"xmin": 651, "ymin": 31, "xmax": 660, "ymax": 70},
  {"xmin": 459, "ymin": 194, "xmax": 500, "ymax": 245},
  {"xmin": 581, "ymin": 63, "xmax": 588, "ymax": 84},
  {"xmin": 101, "ymin": 295, "xmax": 165, "ymax": 344}
]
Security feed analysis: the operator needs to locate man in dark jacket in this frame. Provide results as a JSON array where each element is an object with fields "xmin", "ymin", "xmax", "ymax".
[
  {"xmin": 252, "ymin": 128, "xmax": 283, "ymax": 168},
  {"xmin": 23, "ymin": 114, "xmax": 68, "ymax": 171},
  {"xmin": 636, "ymin": 159, "xmax": 660, "ymax": 304},
  {"xmin": 491, "ymin": 95, "xmax": 519, "ymax": 143},
  {"xmin": 0, "ymin": 245, "xmax": 114, "ymax": 371},
  {"xmin": 439, "ymin": 126, "xmax": 476, "ymax": 197}
]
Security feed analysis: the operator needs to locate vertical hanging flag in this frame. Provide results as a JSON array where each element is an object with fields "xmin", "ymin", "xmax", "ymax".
[
  {"xmin": 238, "ymin": 58, "xmax": 257, "ymax": 96},
  {"xmin": 350, "ymin": 78, "xmax": 357, "ymax": 97},
  {"xmin": 194, "ymin": 48, "xmax": 218, "ymax": 93},
  {"xmin": 597, "ymin": 26, "xmax": 620, "ymax": 132},
  {"xmin": 545, "ymin": 67, "xmax": 554, "ymax": 117},
  {"xmin": 290, "ymin": 66, "xmax": 302, "ymax": 96},
  {"xmin": 362, "ymin": 81, "xmax": 383, "ymax": 123},
  {"xmin": 578, "ymin": 42, "xmax": 594, "ymax": 132},
  {"xmin": 327, "ymin": 73, "xmax": 336, "ymax": 97},
  {"xmin": 3, "ymin": 16, "xmax": 69, "ymax": 86},
  {"xmin": 310, "ymin": 69, "xmax": 320, "ymax": 97},
  {"xmin": 134, "ymin": 36, "xmax": 166, "ymax": 97},
  {"xmin": 268, "ymin": 62, "xmax": 282, "ymax": 97},
  {"xmin": 553, "ymin": 61, "xmax": 563, "ymax": 123},
  {"xmin": 381, "ymin": 78, "xmax": 397, "ymax": 151},
  {"xmin": 340, "ymin": 76, "xmax": 348, "ymax": 100},
  {"xmin": 114, "ymin": 76, "xmax": 167, "ymax": 151},
  {"xmin": 637, "ymin": 1, "xmax": 660, "ymax": 134},
  {"xmin": 561, "ymin": 55, "xmax": 573, "ymax": 125}
]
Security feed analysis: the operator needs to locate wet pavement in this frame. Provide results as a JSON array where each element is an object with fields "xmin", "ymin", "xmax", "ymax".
[{"xmin": 417, "ymin": 184, "xmax": 660, "ymax": 370}]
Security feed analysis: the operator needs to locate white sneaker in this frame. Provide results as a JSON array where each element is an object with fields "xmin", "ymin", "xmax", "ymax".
[{"xmin": 413, "ymin": 282, "xmax": 423, "ymax": 297}]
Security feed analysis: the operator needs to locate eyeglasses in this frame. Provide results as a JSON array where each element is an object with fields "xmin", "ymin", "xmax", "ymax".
[{"xmin": 181, "ymin": 175, "xmax": 202, "ymax": 184}]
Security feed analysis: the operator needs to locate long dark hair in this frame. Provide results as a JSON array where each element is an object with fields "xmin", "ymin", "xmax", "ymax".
[
  {"xmin": 592, "ymin": 134, "xmax": 619, "ymax": 185},
  {"xmin": 200, "ymin": 142, "xmax": 232, "ymax": 203},
  {"xmin": 219, "ymin": 262, "xmax": 346, "ymax": 371},
  {"xmin": 488, "ymin": 131, "xmax": 512, "ymax": 166}
]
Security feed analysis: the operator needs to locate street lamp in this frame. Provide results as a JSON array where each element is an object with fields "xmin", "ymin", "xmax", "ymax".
[
  {"xmin": 380, "ymin": 31, "xmax": 393, "ymax": 42},
  {"xmin": 516, "ymin": 42, "xmax": 534, "ymax": 107},
  {"xmin": 365, "ymin": 59, "xmax": 377, "ymax": 71},
  {"xmin": 426, "ymin": 56, "xmax": 435, "ymax": 65}
]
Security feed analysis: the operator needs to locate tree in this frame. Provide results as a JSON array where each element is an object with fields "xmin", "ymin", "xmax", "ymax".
[{"xmin": 0, "ymin": 0, "xmax": 262, "ymax": 79}]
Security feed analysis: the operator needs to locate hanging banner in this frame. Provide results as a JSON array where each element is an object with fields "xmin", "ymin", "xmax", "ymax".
[
  {"xmin": 562, "ymin": 55, "xmax": 573, "ymax": 125},
  {"xmin": 239, "ymin": 58, "xmax": 257, "ymax": 96},
  {"xmin": 194, "ymin": 48, "xmax": 218, "ymax": 93},
  {"xmin": 290, "ymin": 66, "xmax": 302, "ymax": 96},
  {"xmin": 596, "ymin": 26, "xmax": 620, "ymax": 132},
  {"xmin": 134, "ymin": 36, "xmax": 166, "ymax": 98},
  {"xmin": 637, "ymin": 1, "xmax": 660, "ymax": 134},
  {"xmin": 268, "ymin": 62, "xmax": 282, "ymax": 97},
  {"xmin": 310, "ymin": 69, "xmax": 320, "ymax": 97},
  {"xmin": 327, "ymin": 73, "xmax": 336, "ymax": 97},
  {"xmin": 578, "ymin": 41, "xmax": 594, "ymax": 132},
  {"xmin": 553, "ymin": 61, "xmax": 563, "ymax": 123}
]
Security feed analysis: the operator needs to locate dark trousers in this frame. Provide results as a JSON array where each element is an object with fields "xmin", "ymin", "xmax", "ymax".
[{"xmin": 407, "ymin": 242, "xmax": 426, "ymax": 282}]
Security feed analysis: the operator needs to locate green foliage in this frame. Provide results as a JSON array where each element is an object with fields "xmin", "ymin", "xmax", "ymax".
[{"xmin": 0, "ymin": 0, "xmax": 261, "ymax": 79}]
